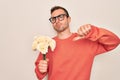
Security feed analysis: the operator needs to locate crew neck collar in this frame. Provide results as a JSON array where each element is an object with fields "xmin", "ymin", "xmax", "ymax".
[{"xmin": 54, "ymin": 33, "xmax": 77, "ymax": 41}]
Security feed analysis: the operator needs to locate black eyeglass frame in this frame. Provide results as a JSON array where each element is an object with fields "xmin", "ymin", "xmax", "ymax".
[{"xmin": 49, "ymin": 14, "xmax": 68, "ymax": 24}]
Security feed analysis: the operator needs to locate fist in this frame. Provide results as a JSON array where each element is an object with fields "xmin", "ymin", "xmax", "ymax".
[
  {"xmin": 38, "ymin": 59, "xmax": 49, "ymax": 73},
  {"xmin": 73, "ymin": 24, "xmax": 92, "ymax": 40}
]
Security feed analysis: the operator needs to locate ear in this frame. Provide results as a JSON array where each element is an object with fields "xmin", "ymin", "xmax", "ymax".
[{"xmin": 68, "ymin": 17, "xmax": 71, "ymax": 23}]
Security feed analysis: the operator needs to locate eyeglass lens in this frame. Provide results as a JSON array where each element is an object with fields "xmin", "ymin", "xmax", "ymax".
[{"xmin": 49, "ymin": 14, "xmax": 66, "ymax": 23}]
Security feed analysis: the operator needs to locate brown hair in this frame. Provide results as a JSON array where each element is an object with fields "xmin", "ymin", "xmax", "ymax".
[{"xmin": 50, "ymin": 6, "xmax": 69, "ymax": 17}]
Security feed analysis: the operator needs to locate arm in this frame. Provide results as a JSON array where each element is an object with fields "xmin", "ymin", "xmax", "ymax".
[
  {"xmin": 74, "ymin": 24, "xmax": 120, "ymax": 54},
  {"xmin": 35, "ymin": 53, "xmax": 48, "ymax": 80},
  {"xmin": 86, "ymin": 25, "xmax": 120, "ymax": 51}
]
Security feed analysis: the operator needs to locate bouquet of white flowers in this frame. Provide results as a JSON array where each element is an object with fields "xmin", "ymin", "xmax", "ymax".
[{"xmin": 32, "ymin": 36, "xmax": 56, "ymax": 60}]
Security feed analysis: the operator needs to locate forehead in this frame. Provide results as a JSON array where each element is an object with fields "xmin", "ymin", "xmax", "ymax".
[{"xmin": 51, "ymin": 9, "xmax": 66, "ymax": 17}]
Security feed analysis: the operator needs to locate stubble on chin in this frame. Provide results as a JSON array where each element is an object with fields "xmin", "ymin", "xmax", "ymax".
[{"xmin": 54, "ymin": 26, "xmax": 67, "ymax": 33}]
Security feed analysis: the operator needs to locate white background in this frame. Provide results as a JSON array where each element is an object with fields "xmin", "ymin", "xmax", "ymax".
[{"xmin": 0, "ymin": 0, "xmax": 120, "ymax": 80}]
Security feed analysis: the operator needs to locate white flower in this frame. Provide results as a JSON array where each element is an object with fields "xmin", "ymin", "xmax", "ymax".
[
  {"xmin": 49, "ymin": 39, "xmax": 56, "ymax": 51},
  {"xmin": 32, "ymin": 35, "xmax": 56, "ymax": 54}
]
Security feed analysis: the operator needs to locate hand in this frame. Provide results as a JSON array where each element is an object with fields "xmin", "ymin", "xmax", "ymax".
[
  {"xmin": 73, "ymin": 24, "xmax": 92, "ymax": 41},
  {"xmin": 38, "ymin": 59, "xmax": 49, "ymax": 73}
]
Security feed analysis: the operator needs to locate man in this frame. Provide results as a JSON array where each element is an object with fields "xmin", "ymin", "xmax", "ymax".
[{"xmin": 35, "ymin": 6, "xmax": 120, "ymax": 80}]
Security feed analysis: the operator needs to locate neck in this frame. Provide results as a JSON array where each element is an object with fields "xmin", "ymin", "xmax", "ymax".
[{"xmin": 57, "ymin": 28, "xmax": 72, "ymax": 39}]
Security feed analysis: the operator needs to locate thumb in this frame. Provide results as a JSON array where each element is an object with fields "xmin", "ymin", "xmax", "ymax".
[{"xmin": 73, "ymin": 36, "xmax": 85, "ymax": 41}]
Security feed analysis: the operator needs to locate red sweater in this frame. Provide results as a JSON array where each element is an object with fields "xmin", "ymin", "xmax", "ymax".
[{"xmin": 35, "ymin": 26, "xmax": 120, "ymax": 80}]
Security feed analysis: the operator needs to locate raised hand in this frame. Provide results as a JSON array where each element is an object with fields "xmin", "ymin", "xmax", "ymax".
[{"xmin": 73, "ymin": 24, "xmax": 92, "ymax": 41}]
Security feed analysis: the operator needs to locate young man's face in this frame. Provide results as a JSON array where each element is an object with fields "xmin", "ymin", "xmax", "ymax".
[{"xmin": 50, "ymin": 9, "xmax": 71, "ymax": 32}]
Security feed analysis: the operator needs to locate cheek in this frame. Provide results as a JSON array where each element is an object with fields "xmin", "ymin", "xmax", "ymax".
[
  {"xmin": 63, "ymin": 21, "xmax": 69, "ymax": 26},
  {"xmin": 52, "ymin": 24, "xmax": 55, "ymax": 27}
]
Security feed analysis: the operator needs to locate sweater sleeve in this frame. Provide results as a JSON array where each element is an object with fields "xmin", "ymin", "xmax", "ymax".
[
  {"xmin": 86, "ymin": 25, "xmax": 120, "ymax": 55},
  {"xmin": 35, "ymin": 53, "xmax": 48, "ymax": 80}
]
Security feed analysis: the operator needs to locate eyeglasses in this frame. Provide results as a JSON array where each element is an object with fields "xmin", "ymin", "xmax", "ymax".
[{"xmin": 49, "ymin": 14, "xmax": 67, "ymax": 24}]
